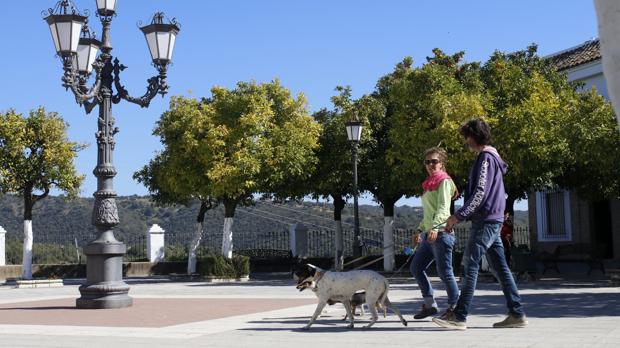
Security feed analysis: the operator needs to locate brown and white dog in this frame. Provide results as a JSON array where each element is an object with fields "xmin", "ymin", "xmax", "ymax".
[{"xmin": 294, "ymin": 264, "xmax": 407, "ymax": 330}]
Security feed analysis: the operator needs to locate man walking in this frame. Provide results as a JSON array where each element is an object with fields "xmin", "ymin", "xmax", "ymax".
[{"xmin": 433, "ymin": 118, "xmax": 527, "ymax": 330}]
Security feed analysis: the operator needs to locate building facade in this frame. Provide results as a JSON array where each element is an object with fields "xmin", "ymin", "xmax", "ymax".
[{"xmin": 529, "ymin": 39, "xmax": 620, "ymax": 262}]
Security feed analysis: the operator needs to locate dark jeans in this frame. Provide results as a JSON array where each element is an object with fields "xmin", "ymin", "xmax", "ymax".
[
  {"xmin": 410, "ymin": 232, "xmax": 460, "ymax": 307},
  {"xmin": 454, "ymin": 221, "xmax": 525, "ymax": 322}
]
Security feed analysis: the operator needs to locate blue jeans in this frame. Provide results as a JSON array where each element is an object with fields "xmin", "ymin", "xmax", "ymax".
[
  {"xmin": 410, "ymin": 232, "xmax": 460, "ymax": 308},
  {"xmin": 454, "ymin": 221, "xmax": 525, "ymax": 321}
]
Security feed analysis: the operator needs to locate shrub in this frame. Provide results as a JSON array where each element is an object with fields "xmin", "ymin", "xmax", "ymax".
[{"xmin": 196, "ymin": 253, "xmax": 250, "ymax": 278}]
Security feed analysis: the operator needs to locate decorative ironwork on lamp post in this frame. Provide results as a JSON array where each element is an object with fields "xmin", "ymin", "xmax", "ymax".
[
  {"xmin": 345, "ymin": 116, "xmax": 363, "ymax": 258},
  {"xmin": 43, "ymin": 0, "xmax": 180, "ymax": 309}
]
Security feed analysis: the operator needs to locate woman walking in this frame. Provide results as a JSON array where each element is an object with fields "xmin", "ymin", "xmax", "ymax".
[{"xmin": 410, "ymin": 147, "xmax": 460, "ymax": 320}]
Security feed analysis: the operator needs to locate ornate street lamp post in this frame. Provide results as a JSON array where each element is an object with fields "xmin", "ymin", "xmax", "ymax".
[
  {"xmin": 43, "ymin": 0, "xmax": 180, "ymax": 309},
  {"xmin": 345, "ymin": 117, "xmax": 363, "ymax": 258}
]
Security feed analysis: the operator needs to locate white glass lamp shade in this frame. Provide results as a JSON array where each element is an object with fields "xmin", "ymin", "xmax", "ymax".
[
  {"xmin": 45, "ymin": 14, "xmax": 87, "ymax": 55},
  {"xmin": 76, "ymin": 37, "xmax": 101, "ymax": 73},
  {"xmin": 140, "ymin": 22, "xmax": 180, "ymax": 64},
  {"xmin": 96, "ymin": 0, "xmax": 117, "ymax": 16},
  {"xmin": 345, "ymin": 121, "xmax": 363, "ymax": 142}
]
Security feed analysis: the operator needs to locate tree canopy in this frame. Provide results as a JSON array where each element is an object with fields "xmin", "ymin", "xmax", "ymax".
[{"xmin": 0, "ymin": 107, "xmax": 84, "ymax": 218}]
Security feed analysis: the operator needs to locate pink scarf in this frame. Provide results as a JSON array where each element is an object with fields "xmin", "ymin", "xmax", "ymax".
[{"xmin": 422, "ymin": 170, "xmax": 452, "ymax": 192}]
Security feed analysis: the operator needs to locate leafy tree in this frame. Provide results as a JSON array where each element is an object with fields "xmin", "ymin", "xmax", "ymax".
[
  {"xmin": 0, "ymin": 108, "xmax": 84, "ymax": 278},
  {"xmin": 387, "ymin": 52, "xmax": 487, "ymax": 197},
  {"xmin": 555, "ymin": 89, "xmax": 620, "ymax": 199},
  {"xmin": 346, "ymin": 53, "xmax": 484, "ymax": 270},
  {"xmin": 138, "ymin": 80, "xmax": 320, "ymax": 259},
  {"xmin": 309, "ymin": 101, "xmax": 354, "ymax": 269},
  {"xmin": 134, "ymin": 95, "xmax": 220, "ymax": 273},
  {"xmin": 474, "ymin": 45, "xmax": 620, "ymax": 212},
  {"xmin": 329, "ymin": 75, "xmax": 407, "ymax": 271}
]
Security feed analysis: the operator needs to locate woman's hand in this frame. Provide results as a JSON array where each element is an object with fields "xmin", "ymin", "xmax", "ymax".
[
  {"xmin": 427, "ymin": 230, "xmax": 438, "ymax": 243},
  {"xmin": 413, "ymin": 231, "xmax": 422, "ymax": 245}
]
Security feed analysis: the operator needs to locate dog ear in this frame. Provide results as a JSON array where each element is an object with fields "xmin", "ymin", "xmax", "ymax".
[{"xmin": 306, "ymin": 263, "xmax": 324, "ymax": 272}]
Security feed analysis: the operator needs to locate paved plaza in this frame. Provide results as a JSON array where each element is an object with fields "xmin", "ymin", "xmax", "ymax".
[{"xmin": 0, "ymin": 274, "xmax": 619, "ymax": 347}]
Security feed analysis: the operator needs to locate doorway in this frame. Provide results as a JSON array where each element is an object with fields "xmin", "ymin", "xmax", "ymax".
[{"xmin": 590, "ymin": 200, "xmax": 613, "ymax": 259}]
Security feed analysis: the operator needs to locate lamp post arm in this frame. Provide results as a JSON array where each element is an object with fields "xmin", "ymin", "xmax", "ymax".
[
  {"xmin": 61, "ymin": 56, "xmax": 104, "ymax": 107},
  {"xmin": 113, "ymin": 58, "xmax": 167, "ymax": 108}
]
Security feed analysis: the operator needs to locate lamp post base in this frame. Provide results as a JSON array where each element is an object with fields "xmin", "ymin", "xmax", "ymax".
[{"xmin": 76, "ymin": 242, "xmax": 132, "ymax": 309}]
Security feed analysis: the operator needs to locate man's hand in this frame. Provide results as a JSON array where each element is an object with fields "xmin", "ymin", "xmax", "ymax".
[
  {"xmin": 427, "ymin": 230, "xmax": 438, "ymax": 243},
  {"xmin": 446, "ymin": 215, "xmax": 459, "ymax": 231}
]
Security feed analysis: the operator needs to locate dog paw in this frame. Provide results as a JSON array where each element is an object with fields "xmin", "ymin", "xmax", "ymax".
[
  {"xmin": 347, "ymin": 323, "xmax": 354, "ymax": 329},
  {"xmin": 402, "ymin": 319, "xmax": 408, "ymax": 327},
  {"xmin": 362, "ymin": 324, "xmax": 374, "ymax": 330},
  {"xmin": 301, "ymin": 325, "xmax": 311, "ymax": 331}
]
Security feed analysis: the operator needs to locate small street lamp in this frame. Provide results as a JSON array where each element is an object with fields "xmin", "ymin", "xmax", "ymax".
[
  {"xmin": 345, "ymin": 116, "xmax": 363, "ymax": 258},
  {"xmin": 43, "ymin": 0, "xmax": 180, "ymax": 309}
]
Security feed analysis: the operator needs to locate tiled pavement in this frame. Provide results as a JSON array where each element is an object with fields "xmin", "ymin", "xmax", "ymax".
[{"xmin": 0, "ymin": 275, "xmax": 619, "ymax": 347}]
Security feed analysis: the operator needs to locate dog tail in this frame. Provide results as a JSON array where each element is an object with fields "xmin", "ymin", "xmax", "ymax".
[{"xmin": 378, "ymin": 278, "xmax": 390, "ymax": 306}]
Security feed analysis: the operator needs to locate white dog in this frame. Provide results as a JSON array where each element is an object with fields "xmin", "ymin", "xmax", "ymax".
[{"xmin": 294, "ymin": 264, "xmax": 407, "ymax": 330}]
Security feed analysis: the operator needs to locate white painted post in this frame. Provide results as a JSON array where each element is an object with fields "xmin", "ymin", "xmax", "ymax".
[
  {"xmin": 383, "ymin": 217, "xmax": 395, "ymax": 272},
  {"xmin": 22, "ymin": 220, "xmax": 33, "ymax": 279},
  {"xmin": 147, "ymin": 224, "xmax": 165, "ymax": 263},
  {"xmin": 221, "ymin": 218, "xmax": 234, "ymax": 259},
  {"xmin": 289, "ymin": 223, "xmax": 297, "ymax": 256},
  {"xmin": 0, "ymin": 226, "xmax": 6, "ymax": 266},
  {"xmin": 290, "ymin": 223, "xmax": 308, "ymax": 258}
]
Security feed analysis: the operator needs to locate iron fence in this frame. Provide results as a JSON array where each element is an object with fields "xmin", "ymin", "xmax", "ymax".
[{"xmin": 3, "ymin": 223, "xmax": 530, "ymax": 265}]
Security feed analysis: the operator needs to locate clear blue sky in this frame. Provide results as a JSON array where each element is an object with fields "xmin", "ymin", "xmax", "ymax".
[{"xmin": 1, "ymin": 1, "xmax": 599, "ymax": 210}]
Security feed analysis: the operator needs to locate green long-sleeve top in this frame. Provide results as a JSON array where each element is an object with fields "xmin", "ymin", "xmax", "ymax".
[{"xmin": 417, "ymin": 179, "xmax": 457, "ymax": 232}]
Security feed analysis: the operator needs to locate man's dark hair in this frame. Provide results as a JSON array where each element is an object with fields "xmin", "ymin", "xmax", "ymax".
[{"xmin": 459, "ymin": 118, "xmax": 492, "ymax": 145}]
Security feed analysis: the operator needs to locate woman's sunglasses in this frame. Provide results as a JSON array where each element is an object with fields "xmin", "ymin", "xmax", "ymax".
[{"xmin": 424, "ymin": 159, "xmax": 440, "ymax": 165}]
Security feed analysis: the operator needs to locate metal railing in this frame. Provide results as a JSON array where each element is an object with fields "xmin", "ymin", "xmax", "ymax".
[{"xmin": 2, "ymin": 224, "xmax": 530, "ymax": 265}]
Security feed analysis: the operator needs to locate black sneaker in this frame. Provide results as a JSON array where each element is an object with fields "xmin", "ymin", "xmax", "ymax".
[{"xmin": 413, "ymin": 305, "xmax": 438, "ymax": 319}]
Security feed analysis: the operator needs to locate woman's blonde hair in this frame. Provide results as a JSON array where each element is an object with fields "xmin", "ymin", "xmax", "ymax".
[{"xmin": 423, "ymin": 147, "xmax": 448, "ymax": 165}]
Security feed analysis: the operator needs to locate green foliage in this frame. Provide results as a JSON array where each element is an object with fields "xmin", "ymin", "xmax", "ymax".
[
  {"xmin": 387, "ymin": 51, "xmax": 487, "ymax": 197},
  {"xmin": 136, "ymin": 80, "xmax": 321, "ymax": 217},
  {"xmin": 0, "ymin": 108, "xmax": 85, "ymax": 202},
  {"xmin": 4, "ymin": 236, "xmax": 79, "ymax": 265},
  {"xmin": 196, "ymin": 253, "xmax": 250, "ymax": 278},
  {"xmin": 479, "ymin": 46, "xmax": 575, "ymax": 202},
  {"xmin": 556, "ymin": 89, "xmax": 620, "ymax": 199},
  {"xmin": 309, "ymin": 104, "xmax": 353, "ymax": 208}
]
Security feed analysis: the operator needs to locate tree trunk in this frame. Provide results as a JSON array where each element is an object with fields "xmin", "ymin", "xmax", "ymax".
[
  {"xmin": 333, "ymin": 195, "xmax": 345, "ymax": 271},
  {"xmin": 221, "ymin": 198, "xmax": 237, "ymax": 259},
  {"xmin": 21, "ymin": 190, "xmax": 38, "ymax": 280},
  {"xmin": 187, "ymin": 222, "xmax": 203, "ymax": 274},
  {"xmin": 187, "ymin": 201, "xmax": 208, "ymax": 274},
  {"xmin": 382, "ymin": 200, "xmax": 396, "ymax": 272},
  {"xmin": 505, "ymin": 193, "xmax": 517, "ymax": 218},
  {"xmin": 20, "ymin": 188, "xmax": 48, "ymax": 279}
]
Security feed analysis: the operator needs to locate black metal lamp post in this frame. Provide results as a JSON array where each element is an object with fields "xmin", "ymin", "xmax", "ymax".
[
  {"xmin": 43, "ymin": 0, "xmax": 180, "ymax": 309},
  {"xmin": 345, "ymin": 117, "xmax": 363, "ymax": 258}
]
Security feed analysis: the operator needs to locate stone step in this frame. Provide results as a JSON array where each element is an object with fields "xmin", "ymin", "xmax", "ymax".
[{"xmin": 14, "ymin": 279, "xmax": 64, "ymax": 288}]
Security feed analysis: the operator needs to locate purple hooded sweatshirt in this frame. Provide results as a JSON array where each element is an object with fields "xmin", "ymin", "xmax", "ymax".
[{"xmin": 455, "ymin": 146, "xmax": 507, "ymax": 223}]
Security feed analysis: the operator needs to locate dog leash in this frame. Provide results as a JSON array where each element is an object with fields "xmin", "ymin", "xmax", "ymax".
[{"xmin": 344, "ymin": 220, "xmax": 450, "ymax": 271}]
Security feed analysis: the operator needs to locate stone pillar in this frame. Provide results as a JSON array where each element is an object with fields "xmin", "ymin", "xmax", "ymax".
[
  {"xmin": 383, "ymin": 217, "xmax": 395, "ymax": 272},
  {"xmin": 595, "ymin": 0, "xmax": 620, "ymax": 129},
  {"xmin": 147, "ymin": 224, "xmax": 165, "ymax": 263},
  {"xmin": 0, "ymin": 226, "xmax": 6, "ymax": 266},
  {"xmin": 289, "ymin": 223, "xmax": 308, "ymax": 258}
]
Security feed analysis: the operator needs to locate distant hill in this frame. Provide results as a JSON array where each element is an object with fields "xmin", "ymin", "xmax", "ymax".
[{"xmin": 0, "ymin": 195, "xmax": 528, "ymax": 244}]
